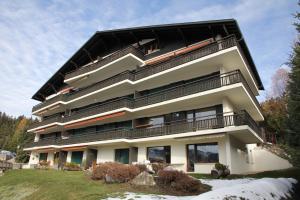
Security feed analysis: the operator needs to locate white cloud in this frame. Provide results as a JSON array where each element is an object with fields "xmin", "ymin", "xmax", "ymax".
[{"xmin": 0, "ymin": 0, "xmax": 296, "ymax": 116}]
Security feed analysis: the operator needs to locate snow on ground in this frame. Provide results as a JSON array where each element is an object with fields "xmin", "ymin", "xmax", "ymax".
[
  {"xmin": 194, "ymin": 178, "xmax": 297, "ymax": 200},
  {"xmin": 105, "ymin": 178, "xmax": 297, "ymax": 200}
]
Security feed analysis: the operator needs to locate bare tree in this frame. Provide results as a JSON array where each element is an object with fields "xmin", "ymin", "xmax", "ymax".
[{"xmin": 268, "ymin": 67, "xmax": 289, "ymax": 98}]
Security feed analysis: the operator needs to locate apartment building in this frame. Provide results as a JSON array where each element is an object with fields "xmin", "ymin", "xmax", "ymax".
[{"xmin": 24, "ymin": 19, "xmax": 265, "ymax": 174}]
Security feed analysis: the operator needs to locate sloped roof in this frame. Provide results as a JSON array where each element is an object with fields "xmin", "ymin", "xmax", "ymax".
[{"xmin": 32, "ymin": 19, "xmax": 264, "ymax": 101}]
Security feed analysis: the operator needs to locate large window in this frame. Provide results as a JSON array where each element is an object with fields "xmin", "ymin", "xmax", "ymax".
[
  {"xmin": 147, "ymin": 146, "xmax": 170, "ymax": 163},
  {"xmin": 115, "ymin": 148, "xmax": 129, "ymax": 164},
  {"xmin": 39, "ymin": 153, "xmax": 48, "ymax": 162},
  {"xmin": 71, "ymin": 151, "xmax": 83, "ymax": 164},
  {"xmin": 187, "ymin": 143, "xmax": 219, "ymax": 171}
]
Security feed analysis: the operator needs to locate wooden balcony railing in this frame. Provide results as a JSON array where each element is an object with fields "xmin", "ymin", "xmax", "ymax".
[
  {"xmin": 29, "ymin": 70, "xmax": 261, "ymax": 130},
  {"xmin": 32, "ymin": 35, "xmax": 238, "ymax": 113},
  {"xmin": 25, "ymin": 111, "xmax": 264, "ymax": 148}
]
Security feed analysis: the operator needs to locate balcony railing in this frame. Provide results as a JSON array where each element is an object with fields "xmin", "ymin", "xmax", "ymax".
[
  {"xmin": 32, "ymin": 35, "xmax": 238, "ymax": 113},
  {"xmin": 64, "ymin": 45, "xmax": 144, "ymax": 80},
  {"xmin": 25, "ymin": 111, "xmax": 264, "ymax": 148},
  {"xmin": 29, "ymin": 70, "xmax": 260, "ymax": 130}
]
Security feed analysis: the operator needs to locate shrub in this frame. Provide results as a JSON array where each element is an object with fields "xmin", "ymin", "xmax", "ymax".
[
  {"xmin": 215, "ymin": 163, "xmax": 227, "ymax": 171},
  {"xmin": 39, "ymin": 160, "xmax": 50, "ymax": 166},
  {"xmin": 91, "ymin": 162, "xmax": 113, "ymax": 180},
  {"xmin": 157, "ymin": 170, "xmax": 202, "ymax": 194},
  {"xmin": 64, "ymin": 162, "xmax": 82, "ymax": 171},
  {"xmin": 152, "ymin": 163, "xmax": 168, "ymax": 174},
  {"xmin": 211, "ymin": 163, "xmax": 230, "ymax": 178},
  {"xmin": 134, "ymin": 164, "xmax": 147, "ymax": 173},
  {"xmin": 38, "ymin": 160, "xmax": 50, "ymax": 170},
  {"xmin": 106, "ymin": 163, "xmax": 140, "ymax": 183},
  {"xmin": 172, "ymin": 175, "xmax": 202, "ymax": 193},
  {"xmin": 91, "ymin": 162, "xmax": 140, "ymax": 183}
]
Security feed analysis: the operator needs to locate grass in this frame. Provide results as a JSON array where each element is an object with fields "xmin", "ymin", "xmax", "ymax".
[
  {"xmin": 0, "ymin": 169, "xmax": 163, "ymax": 200},
  {"xmin": 189, "ymin": 167, "xmax": 300, "ymax": 181},
  {"xmin": 1, "ymin": 168, "xmax": 299, "ymax": 200}
]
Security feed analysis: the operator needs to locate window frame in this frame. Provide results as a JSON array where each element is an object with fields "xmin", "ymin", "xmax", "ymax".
[
  {"xmin": 187, "ymin": 142, "xmax": 219, "ymax": 164},
  {"xmin": 146, "ymin": 146, "xmax": 171, "ymax": 164}
]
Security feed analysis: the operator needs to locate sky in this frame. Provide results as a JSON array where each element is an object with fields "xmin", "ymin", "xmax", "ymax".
[{"xmin": 0, "ymin": 0, "xmax": 298, "ymax": 117}]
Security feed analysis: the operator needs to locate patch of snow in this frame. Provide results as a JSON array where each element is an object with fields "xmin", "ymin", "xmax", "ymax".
[
  {"xmin": 193, "ymin": 178, "xmax": 297, "ymax": 200},
  {"xmin": 105, "ymin": 178, "xmax": 297, "ymax": 200},
  {"xmin": 200, "ymin": 178, "xmax": 255, "ymax": 190},
  {"xmin": 106, "ymin": 192, "xmax": 192, "ymax": 200}
]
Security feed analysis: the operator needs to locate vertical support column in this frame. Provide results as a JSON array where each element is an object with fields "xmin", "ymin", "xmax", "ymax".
[
  {"xmin": 66, "ymin": 151, "xmax": 72, "ymax": 163},
  {"xmin": 47, "ymin": 152, "xmax": 54, "ymax": 166},
  {"xmin": 225, "ymin": 134, "xmax": 232, "ymax": 171}
]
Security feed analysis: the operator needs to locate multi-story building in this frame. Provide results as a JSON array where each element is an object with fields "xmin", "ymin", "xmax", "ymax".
[{"xmin": 25, "ymin": 19, "xmax": 265, "ymax": 174}]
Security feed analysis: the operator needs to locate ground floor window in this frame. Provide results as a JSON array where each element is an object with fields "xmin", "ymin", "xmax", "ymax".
[
  {"xmin": 115, "ymin": 148, "xmax": 129, "ymax": 164},
  {"xmin": 39, "ymin": 153, "xmax": 48, "ymax": 162},
  {"xmin": 187, "ymin": 143, "xmax": 219, "ymax": 171},
  {"xmin": 71, "ymin": 151, "xmax": 83, "ymax": 164},
  {"xmin": 147, "ymin": 146, "xmax": 171, "ymax": 163}
]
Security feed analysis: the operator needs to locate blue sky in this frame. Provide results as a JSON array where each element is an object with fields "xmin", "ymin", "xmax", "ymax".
[{"xmin": 0, "ymin": 0, "xmax": 297, "ymax": 117}]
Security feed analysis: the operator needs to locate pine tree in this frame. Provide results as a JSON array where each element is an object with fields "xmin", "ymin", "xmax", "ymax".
[{"xmin": 286, "ymin": 10, "xmax": 300, "ymax": 147}]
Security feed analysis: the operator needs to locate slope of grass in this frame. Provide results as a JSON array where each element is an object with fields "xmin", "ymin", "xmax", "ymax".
[{"xmin": 0, "ymin": 169, "xmax": 161, "ymax": 200}]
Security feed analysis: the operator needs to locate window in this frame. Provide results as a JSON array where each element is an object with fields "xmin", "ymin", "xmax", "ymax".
[
  {"xmin": 187, "ymin": 143, "xmax": 218, "ymax": 171},
  {"xmin": 195, "ymin": 109, "xmax": 217, "ymax": 120},
  {"xmin": 71, "ymin": 151, "xmax": 83, "ymax": 164},
  {"xmin": 147, "ymin": 146, "xmax": 170, "ymax": 163},
  {"xmin": 39, "ymin": 153, "xmax": 48, "ymax": 161},
  {"xmin": 115, "ymin": 149, "xmax": 129, "ymax": 164},
  {"xmin": 149, "ymin": 116, "xmax": 164, "ymax": 127}
]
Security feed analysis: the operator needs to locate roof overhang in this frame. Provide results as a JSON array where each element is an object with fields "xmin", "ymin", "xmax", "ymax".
[{"xmin": 32, "ymin": 19, "xmax": 264, "ymax": 101}]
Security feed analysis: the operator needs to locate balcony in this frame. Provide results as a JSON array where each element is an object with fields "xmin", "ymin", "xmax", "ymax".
[
  {"xmin": 24, "ymin": 110, "xmax": 264, "ymax": 149},
  {"xmin": 28, "ymin": 70, "xmax": 262, "ymax": 132},
  {"xmin": 33, "ymin": 35, "xmax": 244, "ymax": 115},
  {"xmin": 64, "ymin": 46, "xmax": 145, "ymax": 87}
]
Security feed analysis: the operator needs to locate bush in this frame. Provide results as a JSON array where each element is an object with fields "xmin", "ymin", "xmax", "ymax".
[
  {"xmin": 39, "ymin": 160, "xmax": 50, "ymax": 166},
  {"xmin": 157, "ymin": 170, "xmax": 202, "ymax": 194},
  {"xmin": 215, "ymin": 163, "xmax": 227, "ymax": 171},
  {"xmin": 134, "ymin": 164, "xmax": 147, "ymax": 173},
  {"xmin": 106, "ymin": 163, "xmax": 140, "ymax": 183},
  {"xmin": 64, "ymin": 162, "xmax": 82, "ymax": 171},
  {"xmin": 172, "ymin": 175, "xmax": 202, "ymax": 193},
  {"xmin": 211, "ymin": 163, "xmax": 230, "ymax": 178},
  {"xmin": 38, "ymin": 160, "xmax": 50, "ymax": 170},
  {"xmin": 91, "ymin": 162, "xmax": 140, "ymax": 183},
  {"xmin": 152, "ymin": 163, "xmax": 168, "ymax": 174}
]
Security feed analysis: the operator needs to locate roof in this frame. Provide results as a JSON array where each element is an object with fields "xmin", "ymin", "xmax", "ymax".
[{"xmin": 32, "ymin": 19, "xmax": 264, "ymax": 101}]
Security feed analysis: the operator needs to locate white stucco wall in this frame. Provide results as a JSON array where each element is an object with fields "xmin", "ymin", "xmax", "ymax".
[
  {"xmin": 227, "ymin": 135, "xmax": 251, "ymax": 174},
  {"xmin": 28, "ymin": 151, "xmax": 39, "ymax": 165},
  {"xmin": 95, "ymin": 135, "xmax": 227, "ymax": 173},
  {"xmin": 248, "ymin": 144, "xmax": 292, "ymax": 172},
  {"xmin": 97, "ymin": 144, "xmax": 135, "ymax": 163},
  {"xmin": 47, "ymin": 152, "xmax": 54, "ymax": 165},
  {"xmin": 66, "ymin": 151, "xmax": 72, "ymax": 163}
]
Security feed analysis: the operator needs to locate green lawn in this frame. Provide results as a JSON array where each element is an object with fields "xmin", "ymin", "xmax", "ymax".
[
  {"xmin": 1, "ymin": 168, "xmax": 299, "ymax": 200},
  {"xmin": 0, "ymin": 169, "xmax": 161, "ymax": 200}
]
